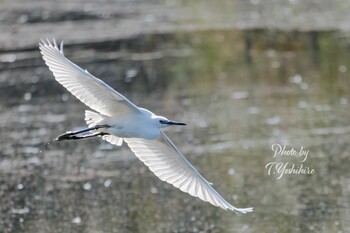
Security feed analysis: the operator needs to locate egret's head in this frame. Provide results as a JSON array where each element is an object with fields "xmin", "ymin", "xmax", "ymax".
[{"xmin": 155, "ymin": 116, "xmax": 186, "ymax": 128}]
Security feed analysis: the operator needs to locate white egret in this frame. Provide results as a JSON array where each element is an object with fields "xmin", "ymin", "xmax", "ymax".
[{"xmin": 39, "ymin": 39, "xmax": 253, "ymax": 214}]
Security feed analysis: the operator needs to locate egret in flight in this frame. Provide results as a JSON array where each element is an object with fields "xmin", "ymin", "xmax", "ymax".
[{"xmin": 39, "ymin": 39, "xmax": 253, "ymax": 214}]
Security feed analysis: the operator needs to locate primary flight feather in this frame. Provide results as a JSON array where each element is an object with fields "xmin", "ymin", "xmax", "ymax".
[{"xmin": 39, "ymin": 39, "xmax": 253, "ymax": 214}]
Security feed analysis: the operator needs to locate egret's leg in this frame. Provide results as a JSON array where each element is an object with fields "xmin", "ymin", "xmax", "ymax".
[
  {"xmin": 64, "ymin": 125, "xmax": 108, "ymax": 135},
  {"xmin": 55, "ymin": 125, "xmax": 109, "ymax": 141},
  {"xmin": 60, "ymin": 132, "xmax": 109, "ymax": 141}
]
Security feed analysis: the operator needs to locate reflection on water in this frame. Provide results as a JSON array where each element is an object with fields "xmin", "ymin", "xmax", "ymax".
[{"xmin": 0, "ymin": 29, "xmax": 350, "ymax": 233}]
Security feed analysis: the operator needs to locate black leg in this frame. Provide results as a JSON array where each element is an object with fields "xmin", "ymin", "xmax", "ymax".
[
  {"xmin": 57, "ymin": 132, "xmax": 109, "ymax": 141},
  {"xmin": 55, "ymin": 125, "xmax": 109, "ymax": 141}
]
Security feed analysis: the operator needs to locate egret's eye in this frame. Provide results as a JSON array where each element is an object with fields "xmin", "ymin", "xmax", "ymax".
[{"xmin": 159, "ymin": 120, "xmax": 167, "ymax": 124}]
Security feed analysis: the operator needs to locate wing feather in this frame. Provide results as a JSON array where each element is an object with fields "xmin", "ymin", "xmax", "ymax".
[
  {"xmin": 124, "ymin": 131, "xmax": 253, "ymax": 214},
  {"xmin": 39, "ymin": 39, "xmax": 139, "ymax": 116}
]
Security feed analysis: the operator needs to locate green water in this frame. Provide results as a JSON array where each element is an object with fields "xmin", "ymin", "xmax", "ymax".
[{"xmin": 0, "ymin": 29, "xmax": 349, "ymax": 232}]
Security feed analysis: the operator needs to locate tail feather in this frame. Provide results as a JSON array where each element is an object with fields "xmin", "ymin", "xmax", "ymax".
[
  {"xmin": 85, "ymin": 110, "xmax": 104, "ymax": 127},
  {"xmin": 84, "ymin": 110, "xmax": 123, "ymax": 146},
  {"xmin": 102, "ymin": 135, "xmax": 123, "ymax": 146}
]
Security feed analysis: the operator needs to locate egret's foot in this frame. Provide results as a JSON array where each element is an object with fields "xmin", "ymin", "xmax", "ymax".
[{"xmin": 55, "ymin": 132, "xmax": 75, "ymax": 141}]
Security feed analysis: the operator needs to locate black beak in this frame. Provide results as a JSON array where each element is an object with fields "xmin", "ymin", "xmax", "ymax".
[{"xmin": 167, "ymin": 121, "xmax": 186, "ymax": 126}]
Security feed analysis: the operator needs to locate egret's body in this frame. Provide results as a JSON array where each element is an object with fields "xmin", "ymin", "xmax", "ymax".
[
  {"xmin": 39, "ymin": 39, "xmax": 253, "ymax": 214},
  {"xmin": 94, "ymin": 108, "xmax": 165, "ymax": 140}
]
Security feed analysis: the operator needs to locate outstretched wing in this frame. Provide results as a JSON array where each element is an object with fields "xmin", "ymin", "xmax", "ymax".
[
  {"xmin": 39, "ymin": 39, "xmax": 139, "ymax": 116},
  {"xmin": 124, "ymin": 131, "xmax": 253, "ymax": 213}
]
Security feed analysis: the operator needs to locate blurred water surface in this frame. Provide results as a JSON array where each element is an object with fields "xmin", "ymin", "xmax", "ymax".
[{"xmin": 1, "ymin": 5, "xmax": 350, "ymax": 233}]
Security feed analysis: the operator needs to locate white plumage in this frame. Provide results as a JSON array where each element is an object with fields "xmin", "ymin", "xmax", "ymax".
[{"xmin": 39, "ymin": 39, "xmax": 253, "ymax": 214}]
